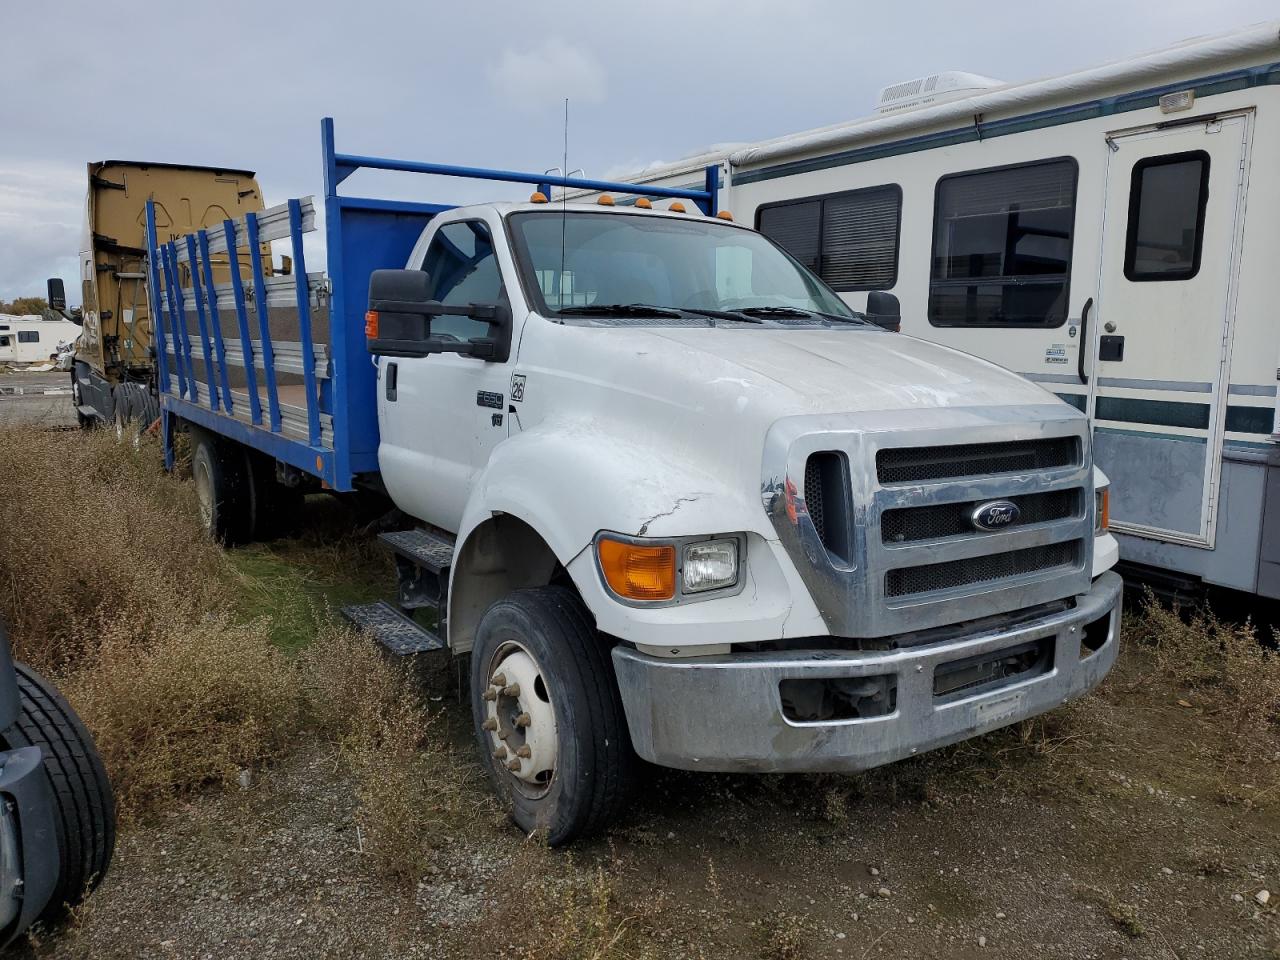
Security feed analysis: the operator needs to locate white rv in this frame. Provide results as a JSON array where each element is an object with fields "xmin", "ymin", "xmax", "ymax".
[
  {"xmin": 596, "ymin": 22, "xmax": 1280, "ymax": 600},
  {"xmin": 0, "ymin": 315, "xmax": 80, "ymax": 365}
]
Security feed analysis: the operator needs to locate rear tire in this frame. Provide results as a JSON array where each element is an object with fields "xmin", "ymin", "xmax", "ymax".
[
  {"xmin": 191, "ymin": 432, "xmax": 253, "ymax": 545},
  {"xmin": 470, "ymin": 586, "xmax": 637, "ymax": 846},
  {"xmin": 3, "ymin": 664, "xmax": 115, "ymax": 925}
]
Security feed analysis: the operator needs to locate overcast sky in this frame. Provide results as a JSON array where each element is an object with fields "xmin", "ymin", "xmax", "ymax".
[{"xmin": 1, "ymin": 0, "xmax": 1275, "ymax": 305}]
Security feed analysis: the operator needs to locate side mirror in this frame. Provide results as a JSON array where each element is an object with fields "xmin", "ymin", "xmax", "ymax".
[
  {"xmin": 365, "ymin": 269, "xmax": 510, "ymax": 362},
  {"xmin": 46, "ymin": 278, "xmax": 73, "ymax": 323},
  {"xmin": 865, "ymin": 291, "xmax": 901, "ymax": 332}
]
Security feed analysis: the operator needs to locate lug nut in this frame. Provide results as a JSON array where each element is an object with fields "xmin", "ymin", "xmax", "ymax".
[
  {"xmin": 482, "ymin": 718, "xmax": 498, "ymax": 731},
  {"xmin": 492, "ymin": 746, "xmax": 508, "ymax": 760},
  {"xmin": 482, "ymin": 689, "xmax": 498, "ymax": 702},
  {"xmin": 514, "ymin": 712, "xmax": 531, "ymax": 728},
  {"xmin": 492, "ymin": 672, "xmax": 507, "ymax": 687},
  {"xmin": 502, "ymin": 683, "xmax": 521, "ymax": 697},
  {"xmin": 506, "ymin": 758, "xmax": 522, "ymax": 772},
  {"xmin": 516, "ymin": 745, "xmax": 532, "ymax": 759}
]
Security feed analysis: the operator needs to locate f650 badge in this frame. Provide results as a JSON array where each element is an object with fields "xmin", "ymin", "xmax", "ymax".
[{"xmin": 971, "ymin": 500, "xmax": 1020, "ymax": 531}]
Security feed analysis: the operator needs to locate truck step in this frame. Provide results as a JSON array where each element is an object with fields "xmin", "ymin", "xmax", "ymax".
[
  {"xmin": 341, "ymin": 601, "xmax": 446, "ymax": 656},
  {"xmin": 378, "ymin": 529, "xmax": 454, "ymax": 573}
]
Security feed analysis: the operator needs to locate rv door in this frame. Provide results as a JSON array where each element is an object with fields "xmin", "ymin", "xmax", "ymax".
[{"xmin": 1087, "ymin": 112, "xmax": 1251, "ymax": 548}]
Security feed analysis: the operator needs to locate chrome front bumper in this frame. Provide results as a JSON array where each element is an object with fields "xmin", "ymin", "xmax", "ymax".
[{"xmin": 612, "ymin": 571, "xmax": 1122, "ymax": 773}]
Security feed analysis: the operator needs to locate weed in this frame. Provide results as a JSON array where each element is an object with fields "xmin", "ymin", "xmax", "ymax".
[{"xmin": 1127, "ymin": 590, "xmax": 1280, "ymax": 756}]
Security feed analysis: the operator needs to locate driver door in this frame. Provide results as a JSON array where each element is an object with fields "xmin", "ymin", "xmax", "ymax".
[{"xmin": 377, "ymin": 217, "xmax": 514, "ymax": 532}]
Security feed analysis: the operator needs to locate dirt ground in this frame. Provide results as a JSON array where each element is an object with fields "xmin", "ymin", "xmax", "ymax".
[
  {"xmin": 25, "ymin": 616, "xmax": 1280, "ymax": 960},
  {"xmin": 3, "ymin": 413, "xmax": 1278, "ymax": 960}
]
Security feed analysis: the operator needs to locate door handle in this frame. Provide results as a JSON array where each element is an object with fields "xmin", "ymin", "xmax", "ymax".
[
  {"xmin": 1076, "ymin": 297, "xmax": 1093, "ymax": 386},
  {"xmin": 385, "ymin": 361, "xmax": 398, "ymax": 402}
]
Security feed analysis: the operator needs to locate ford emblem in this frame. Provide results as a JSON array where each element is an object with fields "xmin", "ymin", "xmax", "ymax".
[{"xmin": 971, "ymin": 500, "xmax": 1020, "ymax": 531}]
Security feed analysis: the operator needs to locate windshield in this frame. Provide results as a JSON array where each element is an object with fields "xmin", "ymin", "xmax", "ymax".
[{"xmin": 507, "ymin": 210, "xmax": 858, "ymax": 321}]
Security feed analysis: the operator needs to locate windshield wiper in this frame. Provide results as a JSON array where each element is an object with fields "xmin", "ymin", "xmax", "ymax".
[
  {"xmin": 736, "ymin": 306, "xmax": 869, "ymax": 326},
  {"xmin": 556, "ymin": 303, "xmax": 685, "ymax": 318}
]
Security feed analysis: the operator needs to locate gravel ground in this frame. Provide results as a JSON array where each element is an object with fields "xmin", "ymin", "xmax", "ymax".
[{"xmin": 24, "ymin": 645, "xmax": 1280, "ymax": 960}]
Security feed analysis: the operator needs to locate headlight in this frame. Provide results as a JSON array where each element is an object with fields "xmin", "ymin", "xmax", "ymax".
[
  {"xmin": 1095, "ymin": 487, "xmax": 1109, "ymax": 534},
  {"xmin": 683, "ymin": 539, "xmax": 739, "ymax": 593},
  {"xmin": 595, "ymin": 534, "xmax": 742, "ymax": 603}
]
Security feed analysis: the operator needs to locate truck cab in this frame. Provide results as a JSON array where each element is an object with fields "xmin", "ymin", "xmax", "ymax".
[{"xmin": 367, "ymin": 195, "xmax": 1122, "ymax": 840}]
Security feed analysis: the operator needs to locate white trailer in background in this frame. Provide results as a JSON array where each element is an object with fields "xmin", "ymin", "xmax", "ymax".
[
  {"xmin": 0, "ymin": 316, "xmax": 80, "ymax": 364},
  {"xmin": 594, "ymin": 21, "xmax": 1280, "ymax": 600}
]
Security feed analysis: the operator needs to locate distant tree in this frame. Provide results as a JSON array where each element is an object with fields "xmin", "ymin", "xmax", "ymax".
[{"xmin": 0, "ymin": 296, "xmax": 49, "ymax": 316}]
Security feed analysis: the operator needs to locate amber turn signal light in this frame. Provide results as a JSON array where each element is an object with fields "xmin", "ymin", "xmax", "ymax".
[
  {"xmin": 1097, "ymin": 487, "xmax": 1110, "ymax": 532},
  {"xmin": 597, "ymin": 537, "xmax": 676, "ymax": 601},
  {"xmin": 364, "ymin": 310, "xmax": 379, "ymax": 338}
]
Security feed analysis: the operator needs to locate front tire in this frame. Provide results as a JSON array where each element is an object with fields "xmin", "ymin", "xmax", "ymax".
[
  {"xmin": 470, "ymin": 587, "xmax": 637, "ymax": 846},
  {"xmin": 3, "ymin": 664, "xmax": 116, "ymax": 925}
]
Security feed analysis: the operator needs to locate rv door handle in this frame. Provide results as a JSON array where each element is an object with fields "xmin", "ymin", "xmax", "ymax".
[{"xmin": 1077, "ymin": 297, "xmax": 1093, "ymax": 386}]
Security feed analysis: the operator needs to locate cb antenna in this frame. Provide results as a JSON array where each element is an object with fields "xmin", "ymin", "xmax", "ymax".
[{"xmin": 559, "ymin": 97, "xmax": 568, "ymax": 312}]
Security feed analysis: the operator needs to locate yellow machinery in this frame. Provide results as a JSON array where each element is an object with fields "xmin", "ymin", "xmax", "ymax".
[{"xmin": 52, "ymin": 161, "xmax": 267, "ymax": 428}]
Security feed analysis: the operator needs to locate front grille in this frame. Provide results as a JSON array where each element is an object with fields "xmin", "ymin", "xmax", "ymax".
[
  {"xmin": 885, "ymin": 541, "xmax": 1082, "ymax": 598},
  {"xmin": 881, "ymin": 489, "xmax": 1081, "ymax": 544},
  {"xmin": 876, "ymin": 437, "xmax": 1080, "ymax": 485},
  {"xmin": 804, "ymin": 456, "xmax": 827, "ymax": 543},
  {"xmin": 804, "ymin": 452, "xmax": 852, "ymax": 561}
]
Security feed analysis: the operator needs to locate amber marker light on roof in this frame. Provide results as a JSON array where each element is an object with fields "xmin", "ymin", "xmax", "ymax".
[
  {"xmin": 597, "ymin": 537, "xmax": 676, "ymax": 601},
  {"xmin": 716, "ymin": 210, "xmax": 734, "ymax": 221},
  {"xmin": 530, "ymin": 191, "xmax": 548, "ymax": 203},
  {"xmin": 597, "ymin": 194, "xmax": 615, "ymax": 206},
  {"xmin": 669, "ymin": 201, "xmax": 686, "ymax": 213},
  {"xmin": 635, "ymin": 197, "xmax": 652, "ymax": 208}
]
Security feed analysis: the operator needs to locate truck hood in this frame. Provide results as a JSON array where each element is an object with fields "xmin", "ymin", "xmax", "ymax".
[{"xmin": 572, "ymin": 325, "xmax": 1059, "ymax": 417}]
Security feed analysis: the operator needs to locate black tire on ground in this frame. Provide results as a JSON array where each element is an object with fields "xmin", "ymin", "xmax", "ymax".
[
  {"xmin": 190, "ymin": 431, "xmax": 254, "ymax": 545},
  {"xmin": 2, "ymin": 664, "xmax": 116, "ymax": 925},
  {"xmin": 245, "ymin": 451, "xmax": 303, "ymax": 541},
  {"xmin": 470, "ymin": 586, "xmax": 638, "ymax": 846}
]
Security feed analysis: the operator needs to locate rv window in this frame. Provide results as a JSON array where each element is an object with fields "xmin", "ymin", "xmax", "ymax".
[
  {"xmin": 1123, "ymin": 151, "xmax": 1209, "ymax": 282},
  {"xmin": 756, "ymin": 185, "xmax": 900, "ymax": 291},
  {"xmin": 17, "ymin": 331, "xmax": 39, "ymax": 343},
  {"xmin": 0, "ymin": 336, "xmax": 8, "ymax": 347},
  {"xmin": 929, "ymin": 158, "xmax": 1077, "ymax": 327}
]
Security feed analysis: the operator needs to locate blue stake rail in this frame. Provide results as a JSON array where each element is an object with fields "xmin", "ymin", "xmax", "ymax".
[{"xmin": 146, "ymin": 118, "xmax": 720, "ymax": 491}]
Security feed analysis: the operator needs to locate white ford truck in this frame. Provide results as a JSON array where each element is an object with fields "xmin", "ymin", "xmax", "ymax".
[{"xmin": 145, "ymin": 123, "xmax": 1122, "ymax": 845}]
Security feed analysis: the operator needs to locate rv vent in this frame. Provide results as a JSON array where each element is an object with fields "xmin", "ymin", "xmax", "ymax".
[{"xmin": 875, "ymin": 71, "xmax": 1004, "ymax": 115}]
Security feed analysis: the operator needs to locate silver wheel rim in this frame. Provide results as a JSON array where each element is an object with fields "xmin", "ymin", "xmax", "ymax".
[
  {"xmin": 194, "ymin": 458, "xmax": 214, "ymax": 531},
  {"xmin": 482, "ymin": 640, "xmax": 558, "ymax": 798}
]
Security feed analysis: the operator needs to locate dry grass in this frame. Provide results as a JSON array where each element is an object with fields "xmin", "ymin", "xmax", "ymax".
[
  {"xmin": 1126, "ymin": 589, "xmax": 1280, "ymax": 756},
  {"xmin": 300, "ymin": 622, "xmax": 480, "ymax": 878},
  {"xmin": 471, "ymin": 847, "xmax": 665, "ymax": 960},
  {"xmin": 0, "ymin": 425, "xmax": 469, "ymax": 869},
  {"xmin": 0, "ymin": 426, "xmax": 234, "ymax": 671}
]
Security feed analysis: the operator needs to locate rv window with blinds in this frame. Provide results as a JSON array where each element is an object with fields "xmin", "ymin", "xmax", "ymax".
[
  {"xmin": 928, "ymin": 158, "xmax": 1078, "ymax": 328},
  {"xmin": 755, "ymin": 184, "xmax": 901, "ymax": 291},
  {"xmin": 1124, "ymin": 151, "xmax": 1209, "ymax": 282}
]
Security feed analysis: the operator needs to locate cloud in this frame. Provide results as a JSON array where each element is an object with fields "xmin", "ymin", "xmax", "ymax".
[
  {"xmin": 488, "ymin": 37, "xmax": 606, "ymax": 114},
  {"xmin": 0, "ymin": 162, "xmax": 85, "ymax": 305}
]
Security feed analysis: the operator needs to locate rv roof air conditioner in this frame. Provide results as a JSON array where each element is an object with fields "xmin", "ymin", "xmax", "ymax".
[{"xmin": 875, "ymin": 71, "xmax": 1004, "ymax": 114}]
